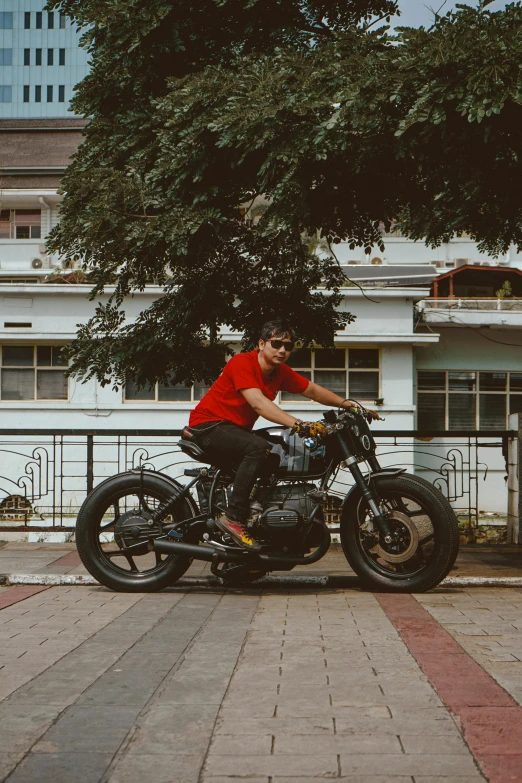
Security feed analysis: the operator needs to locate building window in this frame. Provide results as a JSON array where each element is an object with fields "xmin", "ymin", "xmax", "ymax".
[
  {"xmin": 36, "ymin": 11, "xmax": 42, "ymax": 29},
  {"xmin": 124, "ymin": 348, "xmax": 380, "ymax": 404},
  {"xmin": 0, "ymin": 13, "xmax": 13, "ymax": 29},
  {"xmin": 417, "ymin": 371, "xmax": 522, "ymax": 430},
  {"xmin": 0, "ymin": 49, "xmax": 13, "ymax": 66},
  {"xmin": 23, "ymin": 85, "xmax": 29, "ymax": 102},
  {"xmin": 0, "ymin": 346, "xmax": 68, "ymax": 401},
  {"xmin": 24, "ymin": 48, "xmax": 30, "ymax": 66},
  {"xmin": 125, "ymin": 376, "xmax": 210, "ymax": 403},
  {"xmin": 0, "ymin": 86, "xmax": 12, "ymax": 103},
  {"xmin": 35, "ymin": 85, "xmax": 41, "ymax": 102},
  {"xmin": 24, "ymin": 12, "xmax": 31, "ymax": 29},
  {"xmin": 58, "ymin": 85, "xmax": 65, "ymax": 102},
  {"xmin": 35, "ymin": 49, "xmax": 42, "ymax": 66},
  {"xmin": 59, "ymin": 48, "xmax": 65, "ymax": 66},
  {"xmin": 47, "ymin": 49, "xmax": 54, "ymax": 66},
  {"xmin": 0, "ymin": 210, "xmax": 41, "ymax": 240},
  {"xmin": 46, "ymin": 85, "xmax": 53, "ymax": 102},
  {"xmin": 282, "ymin": 347, "xmax": 380, "ymax": 402},
  {"xmin": 47, "ymin": 12, "xmax": 54, "ymax": 29},
  {"xmin": 59, "ymin": 12, "xmax": 66, "ymax": 29}
]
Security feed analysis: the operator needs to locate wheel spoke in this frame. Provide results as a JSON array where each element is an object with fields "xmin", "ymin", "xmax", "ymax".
[
  {"xmin": 105, "ymin": 540, "xmax": 148, "ymax": 557},
  {"xmin": 100, "ymin": 518, "xmax": 117, "ymax": 532},
  {"xmin": 125, "ymin": 554, "xmax": 138, "ymax": 572}
]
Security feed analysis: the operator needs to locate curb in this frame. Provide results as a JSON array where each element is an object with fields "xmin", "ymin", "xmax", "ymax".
[{"xmin": 3, "ymin": 573, "xmax": 522, "ymax": 589}]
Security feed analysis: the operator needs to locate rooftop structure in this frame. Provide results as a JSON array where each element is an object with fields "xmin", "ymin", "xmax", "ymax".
[{"xmin": 417, "ymin": 266, "xmax": 522, "ymax": 328}]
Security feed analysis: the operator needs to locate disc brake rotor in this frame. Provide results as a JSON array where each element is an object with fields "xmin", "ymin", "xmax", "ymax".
[{"xmin": 370, "ymin": 511, "xmax": 419, "ymax": 564}]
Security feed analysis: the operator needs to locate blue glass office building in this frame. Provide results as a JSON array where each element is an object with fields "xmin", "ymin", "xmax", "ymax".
[{"xmin": 0, "ymin": 1, "xmax": 89, "ymax": 118}]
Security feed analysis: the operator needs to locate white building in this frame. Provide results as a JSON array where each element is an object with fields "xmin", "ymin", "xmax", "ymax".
[{"xmin": 0, "ymin": 28, "xmax": 520, "ymax": 534}]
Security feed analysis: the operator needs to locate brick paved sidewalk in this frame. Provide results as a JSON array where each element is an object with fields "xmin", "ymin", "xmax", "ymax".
[
  {"xmin": 1, "ymin": 581, "xmax": 522, "ymax": 782},
  {"xmin": 0, "ymin": 542, "xmax": 521, "ymax": 583}
]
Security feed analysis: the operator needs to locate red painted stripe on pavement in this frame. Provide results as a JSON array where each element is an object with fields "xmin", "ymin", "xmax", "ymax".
[
  {"xmin": 0, "ymin": 585, "xmax": 50, "ymax": 610},
  {"xmin": 376, "ymin": 593, "xmax": 522, "ymax": 783}
]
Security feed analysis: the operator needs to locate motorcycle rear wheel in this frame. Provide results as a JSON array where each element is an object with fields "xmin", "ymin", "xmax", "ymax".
[
  {"xmin": 76, "ymin": 472, "xmax": 194, "ymax": 592},
  {"xmin": 340, "ymin": 474, "xmax": 459, "ymax": 592}
]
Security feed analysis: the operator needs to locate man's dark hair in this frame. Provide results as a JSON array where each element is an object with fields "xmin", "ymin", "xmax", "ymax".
[{"xmin": 259, "ymin": 319, "xmax": 295, "ymax": 342}]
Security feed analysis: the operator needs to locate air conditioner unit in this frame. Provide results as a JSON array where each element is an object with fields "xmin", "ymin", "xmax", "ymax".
[
  {"xmin": 432, "ymin": 260, "xmax": 446, "ymax": 269},
  {"xmin": 345, "ymin": 260, "xmax": 361, "ymax": 266},
  {"xmin": 498, "ymin": 259, "xmax": 510, "ymax": 266},
  {"xmin": 31, "ymin": 258, "xmax": 43, "ymax": 269},
  {"xmin": 444, "ymin": 260, "xmax": 455, "ymax": 268},
  {"xmin": 455, "ymin": 258, "xmax": 471, "ymax": 268}
]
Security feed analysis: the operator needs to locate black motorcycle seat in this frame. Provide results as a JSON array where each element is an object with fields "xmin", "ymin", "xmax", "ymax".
[{"xmin": 177, "ymin": 439, "xmax": 212, "ymax": 463}]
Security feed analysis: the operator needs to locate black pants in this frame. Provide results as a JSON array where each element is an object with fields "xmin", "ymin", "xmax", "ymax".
[{"xmin": 190, "ymin": 421, "xmax": 269, "ymax": 522}]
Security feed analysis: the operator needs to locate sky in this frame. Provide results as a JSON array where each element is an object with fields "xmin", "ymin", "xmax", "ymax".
[{"xmin": 390, "ymin": 0, "xmax": 510, "ymax": 28}]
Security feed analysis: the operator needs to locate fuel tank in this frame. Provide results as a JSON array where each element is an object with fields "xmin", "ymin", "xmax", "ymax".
[{"xmin": 255, "ymin": 427, "xmax": 329, "ymax": 478}]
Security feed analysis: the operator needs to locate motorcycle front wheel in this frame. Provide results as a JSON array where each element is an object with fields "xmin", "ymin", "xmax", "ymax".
[
  {"xmin": 340, "ymin": 473, "xmax": 459, "ymax": 592},
  {"xmin": 76, "ymin": 472, "xmax": 194, "ymax": 592}
]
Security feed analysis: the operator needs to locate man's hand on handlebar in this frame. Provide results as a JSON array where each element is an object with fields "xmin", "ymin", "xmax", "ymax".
[
  {"xmin": 291, "ymin": 421, "xmax": 329, "ymax": 439},
  {"xmin": 342, "ymin": 400, "xmax": 384, "ymax": 422}
]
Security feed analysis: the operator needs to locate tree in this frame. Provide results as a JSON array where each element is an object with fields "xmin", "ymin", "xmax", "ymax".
[{"xmin": 46, "ymin": 0, "xmax": 522, "ymax": 389}]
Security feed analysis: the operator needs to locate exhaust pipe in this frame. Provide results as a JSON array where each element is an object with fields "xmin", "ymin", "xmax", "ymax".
[
  {"xmin": 153, "ymin": 526, "xmax": 331, "ymax": 569},
  {"xmin": 153, "ymin": 539, "xmax": 248, "ymax": 563}
]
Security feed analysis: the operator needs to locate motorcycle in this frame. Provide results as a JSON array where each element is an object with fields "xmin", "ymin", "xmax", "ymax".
[{"xmin": 76, "ymin": 405, "xmax": 459, "ymax": 593}]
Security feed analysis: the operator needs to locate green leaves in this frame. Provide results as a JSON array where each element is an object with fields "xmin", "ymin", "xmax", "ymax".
[{"xmin": 45, "ymin": 0, "xmax": 522, "ymax": 388}]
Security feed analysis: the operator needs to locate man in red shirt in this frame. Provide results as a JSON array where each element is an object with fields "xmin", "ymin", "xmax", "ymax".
[{"xmin": 186, "ymin": 319, "xmax": 360, "ymax": 550}]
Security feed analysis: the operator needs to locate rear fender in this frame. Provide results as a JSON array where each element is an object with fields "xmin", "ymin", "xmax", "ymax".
[{"xmin": 126, "ymin": 468, "xmax": 200, "ymax": 517}]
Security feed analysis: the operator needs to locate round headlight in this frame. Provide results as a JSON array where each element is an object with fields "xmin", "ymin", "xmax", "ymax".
[{"xmin": 361, "ymin": 434, "xmax": 371, "ymax": 451}]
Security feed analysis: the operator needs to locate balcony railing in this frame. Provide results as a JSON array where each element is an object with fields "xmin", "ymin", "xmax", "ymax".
[{"xmin": 420, "ymin": 298, "xmax": 522, "ymax": 311}]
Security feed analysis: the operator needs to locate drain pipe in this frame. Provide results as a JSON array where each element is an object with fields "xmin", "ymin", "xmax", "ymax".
[{"xmin": 38, "ymin": 196, "xmax": 51, "ymax": 237}]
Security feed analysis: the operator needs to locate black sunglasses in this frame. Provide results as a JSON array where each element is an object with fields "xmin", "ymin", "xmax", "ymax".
[{"xmin": 268, "ymin": 339, "xmax": 294, "ymax": 352}]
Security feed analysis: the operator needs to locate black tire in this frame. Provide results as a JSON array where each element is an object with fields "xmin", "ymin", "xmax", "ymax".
[
  {"xmin": 340, "ymin": 473, "xmax": 459, "ymax": 592},
  {"xmin": 76, "ymin": 472, "xmax": 194, "ymax": 592}
]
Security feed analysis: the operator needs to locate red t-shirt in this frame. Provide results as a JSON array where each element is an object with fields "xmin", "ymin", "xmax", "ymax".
[{"xmin": 189, "ymin": 350, "xmax": 310, "ymax": 430}]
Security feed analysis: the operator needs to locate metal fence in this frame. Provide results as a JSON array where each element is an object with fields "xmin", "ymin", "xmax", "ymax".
[{"xmin": 0, "ymin": 428, "xmax": 515, "ymax": 531}]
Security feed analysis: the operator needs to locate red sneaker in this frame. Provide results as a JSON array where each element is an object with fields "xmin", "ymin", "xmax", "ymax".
[{"xmin": 216, "ymin": 514, "xmax": 262, "ymax": 551}]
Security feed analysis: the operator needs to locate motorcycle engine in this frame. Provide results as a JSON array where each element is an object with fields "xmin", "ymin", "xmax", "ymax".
[{"xmin": 249, "ymin": 483, "xmax": 320, "ymax": 547}]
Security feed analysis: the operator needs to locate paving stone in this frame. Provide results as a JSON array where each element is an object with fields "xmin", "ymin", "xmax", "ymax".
[
  {"xmin": 32, "ymin": 705, "xmax": 142, "ymax": 754},
  {"xmin": 204, "ymin": 754, "xmax": 339, "ymax": 777},
  {"xmin": 399, "ymin": 734, "xmax": 469, "ymax": 754},
  {"xmin": 126, "ymin": 704, "xmax": 220, "ymax": 756},
  {"xmin": 108, "ymin": 754, "xmax": 210, "ymax": 783},
  {"xmin": 339, "ymin": 753, "xmax": 480, "ymax": 777},
  {"xmin": 202, "ymin": 777, "xmax": 268, "ymax": 783},
  {"xmin": 209, "ymin": 734, "xmax": 273, "ymax": 755},
  {"xmin": 6, "ymin": 752, "xmax": 113, "ymax": 783},
  {"xmin": 270, "ymin": 778, "xmax": 413, "ymax": 783},
  {"xmin": 214, "ymin": 716, "xmax": 334, "ymax": 735},
  {"xmin": 272, "ymin": 733, "xmax": 402, "ymax": 755},
  {"xmin": 0, "ymin": 753, "xmax": 25, "ymax": 781},
  {"xmin": 415, "ymin": 778, "xmax": 486, "ymax": 783}
]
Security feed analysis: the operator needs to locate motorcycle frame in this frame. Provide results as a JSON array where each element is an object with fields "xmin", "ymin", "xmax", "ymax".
[{"xmin": 145, "ymin": 424, "xmax": 397, "ymax": 547}]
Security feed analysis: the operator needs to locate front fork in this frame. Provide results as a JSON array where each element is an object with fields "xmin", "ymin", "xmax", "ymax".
[{"xmin": 336, "ymin": 435, "xmax": 394, "ymax": 543}]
